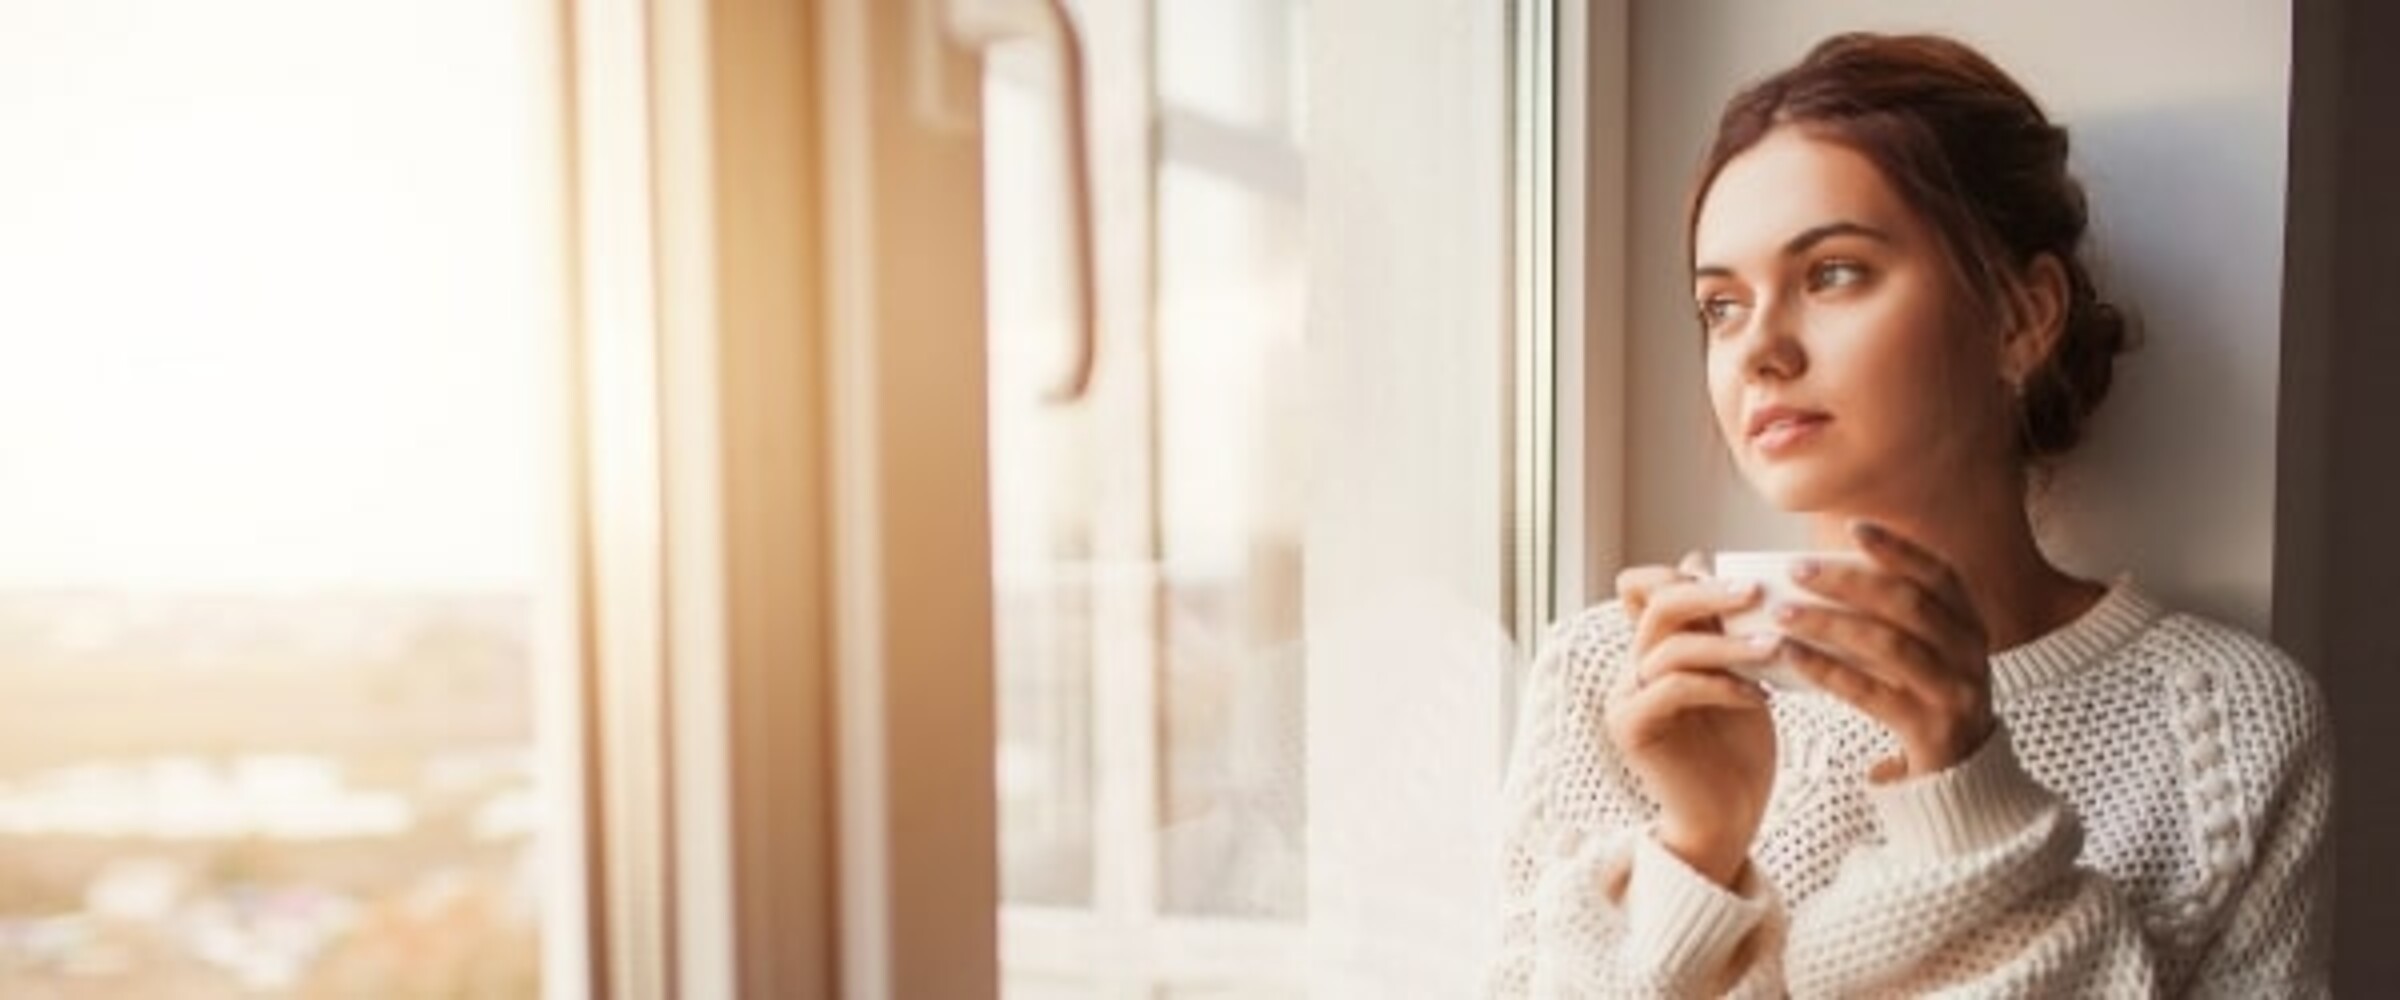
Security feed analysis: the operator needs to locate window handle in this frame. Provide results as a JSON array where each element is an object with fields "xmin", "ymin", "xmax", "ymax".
[{"xmin": 938, "ymin": 0, "xmax": 1099, "ymax": 406}]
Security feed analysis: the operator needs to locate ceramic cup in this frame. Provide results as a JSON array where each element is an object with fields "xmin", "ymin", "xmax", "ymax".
[{"xmin": 1709, "ymin": 549, "xmax": 1871, "ymax": 692}]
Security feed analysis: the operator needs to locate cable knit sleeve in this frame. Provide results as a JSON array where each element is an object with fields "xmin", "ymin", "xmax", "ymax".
[
  {"xmin": 1783, "ymin": 729, "xmax": 2159, "ymax": 994},
  {"xmin": 2179, "ymin": 643, "xmax": 2334, "ymax": 998},
  {"xmin": 1491, "ymin": 586, "xmax": 2335, "ymax": 997},
  {"xmin": 1784, "ymin": 638, "xmax": 2335, "ymax": 999},
  {"xmin": 1487, "ymin": 607, "xmax": 1786, "ymax": 998}
]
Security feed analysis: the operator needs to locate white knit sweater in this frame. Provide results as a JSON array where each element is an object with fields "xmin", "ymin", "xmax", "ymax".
[{"xmin": 1490, "ymin": 577, "xmax": 2332, "ymax": 997}]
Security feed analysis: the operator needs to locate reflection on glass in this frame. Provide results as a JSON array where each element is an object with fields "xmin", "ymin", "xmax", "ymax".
[
  {"xmin": 1153, "ymin": 0, "xmax": 1308, "ymax": 921},
  {"xmin": 990, "ymin": 0, "xmax": 1309, "ymax": 993},
  {"xmin": 0, "ymin": 2, "xmax": 556, "ymax": 994},
  {"xmin": 987, "ymin": 29, "xmax": 1099, "ymax": 911}
]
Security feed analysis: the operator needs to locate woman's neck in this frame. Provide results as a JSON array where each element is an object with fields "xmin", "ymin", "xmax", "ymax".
[{"xmin": 1806, "ymin": 477, "xmax": 2103, "ymax": 653}]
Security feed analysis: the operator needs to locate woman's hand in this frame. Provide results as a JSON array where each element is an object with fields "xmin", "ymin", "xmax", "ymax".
[
  {"xmin": 1777, "ymin": 520, "xmax": 1997, "ymax": 780},
  {"xmin": 1606, "ymin": 554, "xmax": 1779, "ymax": 886}
]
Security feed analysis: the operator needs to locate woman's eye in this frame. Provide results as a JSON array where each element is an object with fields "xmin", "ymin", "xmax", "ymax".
[
  {"xmin": 1809, "ymin": 259, "xmax": 1869, "ymax": 291},
  {"xmin": 1697, "ymin": 295, "xmax": 1746, "ymax": 330}
]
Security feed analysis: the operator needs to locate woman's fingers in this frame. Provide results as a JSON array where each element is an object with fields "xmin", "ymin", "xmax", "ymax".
[
  {"xmin": 1612, "ymin": 670, "xmax": 1770, "ymax": 741},
  {"xmin": 1617, "ymin": 551, "xmax": 1713, "ymax": 621},
  {"xmin": 1788, "ymin": 556, "xmax": 1971, "ymax": 654},
  {"xmin": 1846, "ymin": 521, "xmax": 1978, "ymax": 629},
  {"xmin": 1777, "ymin": 605, "xmax": 1992, "ymax": 764},
  {"xmin": 1783, "ymin": 638, "xmax": 1894, "ymax": 716},
  {"xmin": 1770, "ymin": 601, "xmax": 1944, "ymax": 689},
  {"xmin": 1636, "ymin": 577, "xmax": 1761, "ymax": 652},
  {"xmin": 1717, "ymin": 523, "xmax": 2002, "ymax": 779},
  {"xmin": 1637, "ymin": 631, "xmax": 1781, "ymax": 686},
  {"xmin": 1615, "ymin": 564, "xmax": 1686, "ymax": 621}
]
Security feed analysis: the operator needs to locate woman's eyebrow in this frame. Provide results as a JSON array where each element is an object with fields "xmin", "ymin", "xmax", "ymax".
[{"xmin": 1693, "ymin": 219, "xmax": 1896, "ymax": 279}]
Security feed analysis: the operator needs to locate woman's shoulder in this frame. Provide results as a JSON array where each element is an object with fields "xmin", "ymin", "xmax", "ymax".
[
  {"xmin": 2126, "ymin": 599, "xmax": 2331, "ymax": 776},
  {"xmin": 2140, "ymin": 604, "xmax": 2326, "ymax": 725}
]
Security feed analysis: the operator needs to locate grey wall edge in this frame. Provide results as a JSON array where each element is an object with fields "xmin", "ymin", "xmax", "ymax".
[{"xmin": 2275, "ymin": 0, "xmax": 2400, "ymax": 991}]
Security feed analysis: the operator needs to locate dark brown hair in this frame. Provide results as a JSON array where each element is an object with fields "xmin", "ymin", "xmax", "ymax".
[{"xmin": 1689, "ymin": 32, "xmax": 2130, "ymax": 463}]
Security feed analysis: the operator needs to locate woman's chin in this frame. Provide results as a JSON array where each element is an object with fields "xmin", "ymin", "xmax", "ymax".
[{"xmin": 1741, "ymin": 462, "xmax": 1849, "ymax": 513}]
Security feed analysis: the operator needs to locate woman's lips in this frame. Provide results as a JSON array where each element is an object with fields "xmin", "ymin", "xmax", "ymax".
[{"xmin": 1751, "ymin": 413, "xmax": 1830, "ymax": 455}]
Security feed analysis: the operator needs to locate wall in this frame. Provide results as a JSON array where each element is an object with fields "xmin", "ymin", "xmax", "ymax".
[
  {"xmin": 2277, "ymin": 0, "xmax": 2400, "ymax": 991},
  {"xmin": 1621, "ymin": 1, "xmax": 2291, "ymax": 632}
]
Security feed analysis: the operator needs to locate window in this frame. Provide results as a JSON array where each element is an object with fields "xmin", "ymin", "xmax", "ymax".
[
  {"xmin": 0, "ymin": 0, "xmax": 1593, "ymax": 993},
  {"xmin": 0, "ymin": 2, "xmax": 572, "ymax": 995},
  {"xmin": 982, "ymin": 0, "xmax": 1576, "ymax": 994},
  {"xmin": 985, "ymin": 0, "xmax": 1310, "ymax": 993}
]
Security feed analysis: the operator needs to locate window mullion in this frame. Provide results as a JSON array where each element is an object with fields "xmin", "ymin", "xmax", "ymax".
[
  {"xmin": 1082, "ymin": 0, "xmax": 1166, "ymax": 996},
  {"xmin": 564, "ymin": 0, "xmax": 676, "ymax": 994}
]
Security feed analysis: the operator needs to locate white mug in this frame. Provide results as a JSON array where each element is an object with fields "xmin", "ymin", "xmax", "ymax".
[{"xmin": 1709, "ymin": 549, "xmax": 1870, "ymax": 692}]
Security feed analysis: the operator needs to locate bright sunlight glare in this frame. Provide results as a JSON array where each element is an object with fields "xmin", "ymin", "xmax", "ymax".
[{"xmin": 0, "ymin": 1, "xmax": 561, "ymax": 592}]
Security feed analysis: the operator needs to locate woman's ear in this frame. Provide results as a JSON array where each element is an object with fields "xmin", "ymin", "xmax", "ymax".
[{"xmin": 1998, "ymin": 253, "xmax": 2069, "ymax": 386}]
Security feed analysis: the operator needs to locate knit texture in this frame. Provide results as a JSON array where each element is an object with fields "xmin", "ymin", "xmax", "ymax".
[{"xmin": 1489, "ymin": 578, "xmax": 2333, "ymax": 997}]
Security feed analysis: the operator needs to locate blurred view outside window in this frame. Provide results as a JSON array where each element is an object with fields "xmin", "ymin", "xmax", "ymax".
[
  {"xmin": 0, "ymin": 2, "xmax": 561, "ymax": 995},
  {"xmin": 987, "ymin": 0, "xmax": 1308, "ymax": 993}
]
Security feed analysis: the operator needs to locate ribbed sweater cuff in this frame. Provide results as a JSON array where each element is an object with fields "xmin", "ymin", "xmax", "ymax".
[
  {"xmin": 1622, "ymin": 834, "xmax": 1771, "ymax": 979},
  {"xmin": 1868, "ymin": 729, "xmax": 2056, "ymax": 860}
]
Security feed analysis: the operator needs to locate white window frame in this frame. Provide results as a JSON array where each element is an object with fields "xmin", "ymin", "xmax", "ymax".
[
  {"xmin": 561, "ymin": 0, "xmax": 675, "ymax": 994},
  {"xmin": 565, "ymin": 0, "xmax": 997, "ymax": 996},
  {"xmin": 556, "ymin": 0, "xmax": 1633, "ymax": 994},
  {"xmin": 1551, "ymin": 0, "xmax": 1632, "ymax": 621}
]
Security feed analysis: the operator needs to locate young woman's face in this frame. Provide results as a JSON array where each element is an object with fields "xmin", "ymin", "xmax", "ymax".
[{"xmin": 1691, "ymin": 127, "xmax": 2009, "ymax": 517}]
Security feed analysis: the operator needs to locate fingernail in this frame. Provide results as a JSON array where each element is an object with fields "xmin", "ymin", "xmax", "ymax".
[
  {"xmin": 1722, "ymin": 579, "xmax": 1758, "ymax": 596},
  {"xmin": 1773, "ymin": 603, "xmax": 1799, "ymax": 623},
  {"xmin": 1790, "ymin": 560, "xmax": 1818, "ymax": 580},
  {"xmin": 1745, "ymin": 633, "xmax": 1779, "ymax": 650}
]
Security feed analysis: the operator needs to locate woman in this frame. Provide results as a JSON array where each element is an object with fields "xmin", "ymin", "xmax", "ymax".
[{"xmin": 1491, "ymin": 33, "xmax": 2331, "ymax": 997}]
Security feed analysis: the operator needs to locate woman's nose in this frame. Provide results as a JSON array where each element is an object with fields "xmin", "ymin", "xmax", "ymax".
[{"xmin": 1739, "ymin": 297, "xmax": 1805, "ymax": 381}]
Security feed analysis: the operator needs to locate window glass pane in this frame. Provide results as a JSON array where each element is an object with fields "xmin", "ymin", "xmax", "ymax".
[
  {"xmin": 1153, "ymin": 0, "xmax": 1308, "ymax": 921},
  {"xmin": 992, "ymin": 0, "xmax": 1309, "ymax": 992},
  {"xmin": 986, "ymin": 33, "xmax": 1100, "ymax": 913},
  {"xmin": 0, "ymin": 2, "xmax": 559, "ymax": 994}
]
